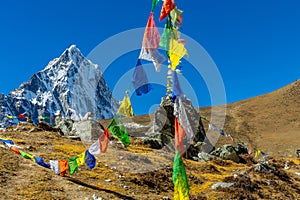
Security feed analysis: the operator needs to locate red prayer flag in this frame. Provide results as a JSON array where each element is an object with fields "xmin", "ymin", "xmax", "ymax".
[
  {"xmin": 248, "ymin": 144, "xmax": 253, "ymax": 155},
  {"xmin": 10, "ymin": 147, "xmax": 20, "ymax": 155},
  {"xmin": 99, "ymin": 128, "xmax": 109, "ymax": 153},
  {"xmin": 175, "ymin": 117, "xmax": 186, "ymax": 156},
  {"xmin": 18, "ymin": 114, "xmax": 26, "ymax": 119},
  {"xmin": 58, "ymin": 160, "xmax": 68, "ymax": 177},
  {"xmin": 159, "ymin": 0, "xmax": 176, "ymax": 21},
  {"xmin": 142, "ymin": 12, "xmax": 160, "ymax": 51}
]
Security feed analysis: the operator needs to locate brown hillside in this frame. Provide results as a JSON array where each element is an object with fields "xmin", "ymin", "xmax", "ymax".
[{"xmin": 200, "ymin": 79, "xmax": 300, "ymax": 157}]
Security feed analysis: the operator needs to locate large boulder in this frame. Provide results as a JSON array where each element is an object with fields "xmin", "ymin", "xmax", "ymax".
[
  {"xmin": 211, "ymin": 144, "xmax": 241, "ymax": 163},
  {"xmin": 54, "ymin": 117, "xmax": 74, "ymax": 136},
  {"xmin": 143, "ymin": 95, "xmax": 213, "ymax": 158},
  {"xmin": 72, "ymin": 119, "xmax": 103, "ymax": 142}
]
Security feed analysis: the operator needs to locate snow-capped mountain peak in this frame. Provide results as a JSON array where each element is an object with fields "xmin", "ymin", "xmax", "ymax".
[{"xmin": 0, "ymin": 45, "xmax": 118, "ymax": 125}]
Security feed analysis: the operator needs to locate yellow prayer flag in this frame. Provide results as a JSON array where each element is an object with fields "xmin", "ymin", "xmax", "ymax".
[
  {"xmin": 169, "ymin": 39, "xmax": 188, "ymax": 70},
  {"xmin": 174, "ymin": 179, "xmax": 190, "ymax": 200},
  {"xmin": 77, "ymin": 152, "xmax": 85, "ymax": 166},
  {"xmin": 117, "ymin": 93, "xmax": 134, "ymax": 118},
  {"xmin": 255, "ymin": 149, "xmax": 261, "ymax": 158},
  {"xmin": 7, "ymin": 116, "xmax": 13, "ymax": 119}
]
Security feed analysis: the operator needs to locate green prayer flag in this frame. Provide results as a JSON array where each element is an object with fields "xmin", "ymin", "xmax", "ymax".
[
  {"xmin": 68, "ymin": 156, "xmax": 79, "ymax": 175},
  {"xmin": 159, "ymin": 18, "xmax": 179, "ymax": 51},
  {"xmin": 108, "ymin": 115, "xmax": 130, "ymax": 147},
  {"xmin": 172, "ymin": 150, "xmax": 190, "ymax": 199},
  {"xmin": 152, "ymin": 0, "xmax": 159, "ymax": 11},
  {"xmin": 19, "ymin": 150, "xmax": 35, "ymax": 161}
]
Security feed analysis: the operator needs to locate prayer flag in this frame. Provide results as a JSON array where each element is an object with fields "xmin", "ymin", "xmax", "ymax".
[
  {"xmin": 89, "ymin": 139, "xmax": 100, "ymax": 155},
  {"xmin": 172, "ymin": 70, "xmax": 183, "ymax": 102},
  {"xmin": 219, "ymin": 129, "xmax": 225, "ymax": 136},
  {"xmin": 255, "ymin": 149, "xmax": 261, "ymax": 158},
  {"xmin": 172, "ymin": 150, "xmax": 190, "ymax": 200},
  {"xmin": 170, "ymin": 7, "xmax": 183, "ymax": 27},
  {"xmin": 160, "ymin": 0, "xmax": 176, "ymax": 21},
  {"xmin": 139, "ymin": 48, "xmax": 166, "ymax": 72},
  {"xmin": 229, "ymin": 134, "xmax": 235, "ymax": 143},
  {"xmin": 18, "ymin": 114, "xmax": 26, "ymax": 119},
  {"xmin": 142, "ymin": 12, "xmax": 160, "ymax": 50},
  {"xmin": 58, "ymin": 160, "xmax": 68, "ymax": 176},
  {"xmin": 248, "ymin": 144, "xmax": 253, "ymax": 155},
  {"xmin": 50, "ymin": 160, "xmax": 60, "ymax": 175},
  {"xmin": 175, "ymin": 117, "xmax": 186, "ymax": 156},
  {"xmin": 34, "ymin": 156, "xmax": 50, "ymax": 168},
  {"xmin": 19, "ymin": 150, "xmax": 35, "ymax": 162},
  {"xmin": 84, "ymin": 150, "xmax": 96, "ymax": 169},
  {"xmin": 169, "ymin": 38, "xmax": 187, "ymax": 70},
  {"xmin": 0, "ymin": 138, "xmax": 14, "ymax": 145},
  {"xmin": 68, "ymin": 156, "xmax": 79, "ymax": 175},
  {"xmin": 152, "ymin": 0, "xmax": 159, "ymax": 11},
  {"xmin": 108, "ymin": 115, "xmax": 130, "ymax": 147},
  {"xmin": 117, "ymin": 92, "xmax": 134, "ymax": 118},
  {"xmin": 132, "ymin": 59, "xmax": 152, "ymax": 95},
  {"xmin": 10, "ymin": 146, "xmax": 20, "ymax": 155},
  {"xmin": 99, "ymin": 128, "xmax": 109, "ymax": 153},
  {"xmin": 174, "ymin": 97, "xmax": 194, "ymax": 141},
  {"xmin": 159, "ymin": 19, "xmax": 179, "ymax": 51},
  {"xmin": 77, "ymin": 152, "xmax": 85, "ymax": 167}
]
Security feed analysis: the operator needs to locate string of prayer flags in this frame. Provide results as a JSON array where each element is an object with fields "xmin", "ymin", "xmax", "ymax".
[
  {"xmin": 108, "ymin": 115, "xmax": 130, "ymax": 147},
  {"xmin": 166, "ymin": 68, "xmax": 173, "ymax": 93},
  {"xmin": 68, "ymin": 156, "xmax": 79, "ymax": 175},
  {"xmin": 175, "ymin": 117, "xmax": 186, "ymax": 156},
  {"xmin": 50, "ymin": 160, "xmax": 60, "ymax": 175},
  {"xmin": 34, "ymin": 156, "xmax": 50, "ymax": 169},
  {"xmin": 117, "ymin": 91, "xmax": 134, "ymax": 118},
  {"xmin": 7, "ymin": 116, "xmax": 18, "ymax": 119},
  {"xmin": 172, "ymin": 150, "xmax": 190, "ymax": 200},
  {"xmin": 160, "ymin": 0, "xmax": 176, "ymax": 21},
  {"xmin": 99, "ymin": 128, "xmax": 109, "ymax": 153},
  {"xmin": 58, "ymin": 160, "xmax": 69, "ymax": 176},
  {"xmin": 84, "ymin": 150, "xmax": 96, "ymax": 169}
]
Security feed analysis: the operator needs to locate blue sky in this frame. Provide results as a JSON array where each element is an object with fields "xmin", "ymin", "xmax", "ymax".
[{"xmin": 0, "ymin": 0, "xmax": 300, "ymax": 115}]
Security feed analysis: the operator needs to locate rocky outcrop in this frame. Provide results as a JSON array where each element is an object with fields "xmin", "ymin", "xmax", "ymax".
[{"xmin": 143, "ymin": 95, "xmax": 213, "ymax": 158}]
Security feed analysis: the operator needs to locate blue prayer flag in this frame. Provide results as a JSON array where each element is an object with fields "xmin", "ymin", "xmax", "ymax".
[
  {"xmin": 84, "ymin": 150, "xmax": 96, "ymax": 169},
  {"xmin": 0, "ymin": 138, "xmax": 14, "ymax": 145},
  {"xmin": 34, "ymin": 156, "xmax": 51, "ymax": 168},
  {"xmin": 132, "ymin": 59, "xmax": 152, "ymax": 96},
  {"xmin": 172, "ymin": 70, "xmax": 183, "ymax": 102}
]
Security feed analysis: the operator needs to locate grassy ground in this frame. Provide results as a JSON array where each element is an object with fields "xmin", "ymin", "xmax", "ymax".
[{"xmin": 1, "ymin": 123, "xmax": 300, "ymax": 199}]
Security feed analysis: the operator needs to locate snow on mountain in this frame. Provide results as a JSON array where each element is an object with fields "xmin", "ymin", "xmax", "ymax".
[{"xmin": 0, "ymin": 45, "xmax": 119, "ymax": 125}]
